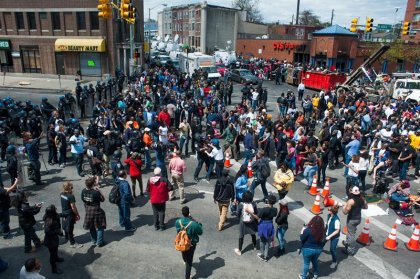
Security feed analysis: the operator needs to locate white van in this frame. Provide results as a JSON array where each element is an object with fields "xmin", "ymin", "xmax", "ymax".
[
  {"xmin": 392, "ymin": 79, "xmax": 420, "ymax": 103},
  {"xmin": 179, "ymin": 52, "xmax": 221, "ymax": 80}
]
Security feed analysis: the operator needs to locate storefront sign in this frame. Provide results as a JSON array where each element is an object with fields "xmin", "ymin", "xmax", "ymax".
[
  {"xmin": 54, "ymin": 39, "xmax": 106, "ymax": 52},
  {"xmin": 273, "ymin": 42, "xmax": 300, "ymax": 51},
  {"xmin": 0, "ymin": 40, "xmax": 11, "ymax": 50},
  {"xmin": 11, "ymin": 51, "xmax": 20, "ymax": 58}
]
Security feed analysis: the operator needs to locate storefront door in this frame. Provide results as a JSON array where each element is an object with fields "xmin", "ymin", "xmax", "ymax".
[{"xmin": 56, "ymin": 53, "xmax": 65, "ymax": 75}]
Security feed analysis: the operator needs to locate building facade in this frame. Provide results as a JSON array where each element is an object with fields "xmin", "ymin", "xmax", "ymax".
[
  {"xmin": 402, "ymin": 0, "xmax": 420, "ymax": 43},
  {"xmin": 0, "ymin": 0, "xmax": 144, "ymax": 77},
  {"xmin": 158, "ymin": 2, "xmax": 239, "ymax": 54}
]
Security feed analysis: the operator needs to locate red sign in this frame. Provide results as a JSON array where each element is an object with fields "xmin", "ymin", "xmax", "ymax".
[{"xmin": 273, "ymin": 42, "xmax": 299, "ymax": 51}]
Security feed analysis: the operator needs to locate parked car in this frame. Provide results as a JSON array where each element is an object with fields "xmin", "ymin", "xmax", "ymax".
[
  {"xmin": 229, "ymin": 69, "xmax": 260, "ymax": 85},
  {"xmin": 215, "ymin": 64, "xmax": 227, "ymax": 76}
]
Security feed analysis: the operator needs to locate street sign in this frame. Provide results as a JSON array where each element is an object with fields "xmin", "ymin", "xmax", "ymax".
[
  {"xmin": 129, "ymin": 58, "xmax": 135, "ymax": 66},
  {"xmin": 377, "ymin": 24, "xmax": 392, "ymax": 31}
]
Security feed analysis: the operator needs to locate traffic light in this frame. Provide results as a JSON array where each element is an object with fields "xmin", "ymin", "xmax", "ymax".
[
  {"xmin": 350, "ymin": 18, "xmax": 358, "ymax": 33},
  {"xmin": 402, "ymin": 21, "xmax": 411, "ymax": 35},
  {"xmin": 120, "ymin": 0, "xmax": 131, "ymax": 20},
  {"xmin": 98, "ymin": 0, "xmax": 111, "ymax": 19},
  {"xmin": 365, "ymin": 17, "xmax": 374, "ymax": 32},
  {"xmin": 127, "ymin": 6, "xmax": 137, "ymax": 24}
]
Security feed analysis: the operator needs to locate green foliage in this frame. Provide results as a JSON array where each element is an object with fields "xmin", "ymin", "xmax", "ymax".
[{"xmin": 382, "ymin": 40, "xmax": 420, "ymax": 63}]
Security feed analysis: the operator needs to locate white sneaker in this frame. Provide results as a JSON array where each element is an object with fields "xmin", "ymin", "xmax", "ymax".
[
  {"xmin": 234, "ymin": 248, "xmax": 242, "ymax": 256},
  {"xmin": 70, "ymin": 243, "xmax": 84, "ymax": 248}
]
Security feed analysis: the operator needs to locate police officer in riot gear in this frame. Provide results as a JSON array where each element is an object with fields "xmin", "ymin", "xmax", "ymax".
[
  {"xmin": 58, "ymin": 96, "xmax": 67, "ymax": 121},
  {"xmin": 40, "ymin": 97, "xmax": 56, "ymax": 121},
  {"xmin": 95, "ymin": 81, "xmax": 103, "ymax": 102},
  {"xmin": 0, "ymin": 121, "xmax": 9, "ymax": 161},
  {"xmin": 80, "ymin": 85, "xmax": 89, "ymax": 118},
  {"xmin": 75, "ymin": 82, "xmax": 82, "ymax": 107},
  {"xmin": 88, "ymin": 83, "xmax": 95, "ymax": 108},
  {"xmin": 86, "ymin": 118, "xmax": 99, "ymax": 139},
  {"xmin": 27, "ymin": 111, "xmax": 42, "ymax": 139}
]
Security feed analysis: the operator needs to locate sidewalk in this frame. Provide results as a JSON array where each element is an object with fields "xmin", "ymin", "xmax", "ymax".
[{"xmin": 0, "ymin": 73, "xmax": 102, "ymax": 92}]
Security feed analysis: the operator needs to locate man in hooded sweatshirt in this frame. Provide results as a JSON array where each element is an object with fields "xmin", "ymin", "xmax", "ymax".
[
  {"xmin": 213, "ymin": 169, "xmax": 235, "ymax": 231},
  {"xmin": 146, "ymin": 168, "xmax": 172, "ymax": 231}
]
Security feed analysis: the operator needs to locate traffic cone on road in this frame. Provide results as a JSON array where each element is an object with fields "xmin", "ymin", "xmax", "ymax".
[
  {"xmin": 308, "ymin": 177, "xmax": 319, "ymax": 196},
  {"xmin": 247, "ymin": 161, "xmax": 253, "ymax": 178},
  {"xmin": 321, "ymin": 178, "xmax": 331, "ymax": 198},
  {"xmin": 224, "ymin": 154, "xmax": 232, "ymax": 168},
  {"xmin": 405, "ymin": 224, "xmax": 420, "ymax": 252},
  {"xmin": 357, "ymin": 218, "xmax": 371, "ymax": 246},
  {"xmin": 342, "ymin": 225, "xmax": 348, "ymax": 235},
  {"xmin": 310, "ymin": 194, "xmax": 323, "ymax": 215},
  {"xmin": 323, "ymin": 196, "xmax": 338, "ymax": 207},
  {"xmin": 383, "ymin": 223, "xmax": 398, "ymax": 251}
]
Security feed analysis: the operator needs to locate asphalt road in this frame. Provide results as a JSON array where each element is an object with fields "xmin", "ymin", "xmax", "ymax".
[{"xmin": 0, "ymin": 81, "xmax": 419, "ymax": 279}]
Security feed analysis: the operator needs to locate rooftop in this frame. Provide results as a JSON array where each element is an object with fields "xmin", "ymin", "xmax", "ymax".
[{"xmin": 313, "ymin": 24, "xmax": 358, "ymax": 37}]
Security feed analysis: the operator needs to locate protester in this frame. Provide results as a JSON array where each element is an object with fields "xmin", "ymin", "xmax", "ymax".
[
  {"xmin": 213, "ymin": 169, "xmax": 235, "ymax": 231},
  {"xmin": 325, "ymin": 204, "xmax": 341, "ymax": 269},
  {"xmin": 168, "ymin": 150, "xmax": 187, "ymax": 203},
  {"xmin": 81, "ymin": 177, "xmax": 106, "ymax": 247},
  {"xmin": 124, "ymin": 152, "xmax": 144, "ymax": 198},
  {"xmin": 69, "ymin": 129, "xmax": 87, "ymax": 177},
  {"xmin": 272, "ymin": 163, "xmax": 294, "ymax": 200},
  {"xmin": 0, "ymin": 178, "xmax": 18, "ymax": 239},
  {"xmin": 250, "ymin": 150, "xmax": 271, "ymax": 202},
  {"xmin": 175, "ymin": 206, "xmax": 203, "ymax": 279},
  {"xmin": 116, "ymin": 171, "xmax": 136, "ymax": 232},
  {"xmin": 42, "ymin": 205, "xmax": 64, "ymax": 274},
  {"xmin": 300, "ymin": 215, "xmax": 326, "ymax": 279},
  {"xmin": 19, "ymin": 258, "xmax": 45, "ymax": 279},
  {"xmin": 60, "ymin": 182, "xmax": 83, "ymax": 248},
  {"xmin": 147, "ymin": 167, "xmax": 172, "ymax": 230},
  {"xmin": 234, "ymin": 191, "xmax": 258, "ymax": 256},
  {"xmin": 342, "ymin": 186, "xmax": 368, "ymax": 256},
  {"xmin": 275, "ymin": 199, "xmax": 289, "ymax": 256},
  {"xmin": 24, "ymin": 132, "xmax": 43, "ymax": 185}
]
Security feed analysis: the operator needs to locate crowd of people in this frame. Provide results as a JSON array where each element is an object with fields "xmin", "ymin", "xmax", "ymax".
[{"xmin": 0, "ymin": 56, "xmax": 419, "ymax": 278}]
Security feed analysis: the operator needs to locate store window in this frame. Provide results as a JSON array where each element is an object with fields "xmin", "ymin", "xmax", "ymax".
[
  {"xmin": 413, "ymin": 13, "xmax": 420, "ymax": 22},
  {"xmin": 51, "ymin": 12, "xmax": 61, "ymax": 30},
  {"xmin": 80, "ymin": 52, "xmax": 101, "ymax": 76},
  {"xmin": 90, "ymin": 12, "xmax": 99, "ymax": 30},
  {"xmin": 77, "ymin": 12, "xmax": 86, "ymax": 30},
  {"xmin": 27, "ymin": 12, "xmax": 36, "ymax": 30},
  {"xmin": 16, "ymin": 12, "xmax": 25, "ymax": 30},
  {"xmin": 21, "ymin": 46, "xmax": 41, "ymax": 73}
]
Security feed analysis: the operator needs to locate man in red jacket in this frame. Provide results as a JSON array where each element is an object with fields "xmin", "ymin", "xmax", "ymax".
[
  {"xmin": 157, "ymin": 108, "xmax": 171, "ymax": 128},
  {"xmin": 146, "ymin": 168, "xmax": 172, "ymax": 231}
]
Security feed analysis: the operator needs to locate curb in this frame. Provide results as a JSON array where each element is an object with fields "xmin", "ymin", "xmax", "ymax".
[{"xmin": 0, "ymin": 86, "xmax": 72, "ymax": 94}]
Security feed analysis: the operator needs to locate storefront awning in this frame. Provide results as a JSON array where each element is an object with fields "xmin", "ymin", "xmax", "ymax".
[{"xmin": 55, "ymin": 39, "xmax": 106, "ymax": 52}]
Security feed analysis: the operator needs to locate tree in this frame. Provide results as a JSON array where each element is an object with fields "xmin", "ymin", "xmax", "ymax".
[
  {"xmin": 232, "ymin": 0, "xmax": 263, "ymax": 23},
  {"xmin": 299, "ymin": 9, "xmax": 326, "ymax": 26},
  {"xmin": 381, "ymin": 40, "xmax": 420, "ymax": 64}
]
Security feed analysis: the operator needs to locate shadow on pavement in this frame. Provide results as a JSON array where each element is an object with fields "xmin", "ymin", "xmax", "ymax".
[{"xmin": 194, "ymin": 251, "xmax": 225, "ymax": 279}]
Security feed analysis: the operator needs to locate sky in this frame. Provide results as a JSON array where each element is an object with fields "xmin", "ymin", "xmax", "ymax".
[{"xmin": 144, "ymin": 0, "xmax": 408, "ymax": 27}]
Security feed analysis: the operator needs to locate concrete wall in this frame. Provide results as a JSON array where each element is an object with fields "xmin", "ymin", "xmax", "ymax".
[
  {"xmin": 237, "ymin": 21, "xmax": 268, "ymax": 36},
  {"xmin": 205, "ymin": 8, "xmax": 237, "ymax": 53}
]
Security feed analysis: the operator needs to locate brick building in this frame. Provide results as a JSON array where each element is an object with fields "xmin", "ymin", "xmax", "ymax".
[
  {"xmin": 402, "ymin": 0, "xmax": 420, "ymax": 43},
  {"xmin": 0, "ymin": 0, "xmax": 144, "ymax": 77}
]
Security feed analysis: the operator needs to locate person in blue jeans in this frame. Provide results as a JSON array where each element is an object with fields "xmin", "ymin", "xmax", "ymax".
[
  {"xmin": 116, "ymin": 171, "xmax": 136, "ymax": 233},
  {"xmin": 398, "ymin": 139, "xmax": 414, "ymax": 181},
  {"xmin": 325, "ymin": 204, "xmax": 341, "ymax": 269},
  {"xmin": 249, "ymin": 150, "xmax": 270, "ymax": 201},
  {"xmin": 299, "ymin": 215, "xmax": 326, "ymax": 279},
  {"xmin": 275, "ymin": 199, "xmax": 289, "ymax": 256}
]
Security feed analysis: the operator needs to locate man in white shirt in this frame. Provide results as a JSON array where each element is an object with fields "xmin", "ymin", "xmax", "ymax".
[
  {"xmin": 251, "ymin": 89, "xmax": 259, "ymax": 110},
  {"xmin": 20, "ymin": 258, "xmax": 45, "ymax": 279},
  {"xmin": 69, "ymin": 129, "xmax": 87, "ymax": 177},
  {"xmin": 298, "ymin": 81, "xmax": 305, "ymax": 100}
]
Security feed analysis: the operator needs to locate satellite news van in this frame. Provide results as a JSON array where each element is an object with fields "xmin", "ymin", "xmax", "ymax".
[
  {"xmin": 179, "ymin": 52, "xmax": 221, "ymax": 80},
  {"xmin": 392, "ymin": 79, "xmax": 420, "ymax": 103}
]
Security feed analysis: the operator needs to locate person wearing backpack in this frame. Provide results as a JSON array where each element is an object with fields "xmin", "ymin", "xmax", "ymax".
[
  {"xmin": 147, "ymin": 167, "xmax": 172, "ymax": 231},
  {"xmin": 249, "ymin": 150, "xmax": 271, "ymax": 202},
  {"xmin": 175, "ymin": 206, "xmax": 203, "ymax": 279},
  {"xmin": 213, "ymin": 169, "xmax": 235, "ymax": 231},
  {"xmin": 116, "ymin": 171, "xmax": 136, "ymax": 233},
  {"xmin": 234, "ymin": 191, "xmax": 258, "ymax": 256},
  {"xmin": 0, "ymin": 178, "xmax": 18, "ymax": 239}
]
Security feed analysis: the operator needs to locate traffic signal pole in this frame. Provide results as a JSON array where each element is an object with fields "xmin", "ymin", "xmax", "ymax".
[{"xmin": 129, "ymin": 23, "xmax": 134, "ymax": 76}]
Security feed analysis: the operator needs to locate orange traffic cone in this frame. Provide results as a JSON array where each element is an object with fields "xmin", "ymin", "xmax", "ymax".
[
  {"xmin": 357, "ymin": 218, "xmax": 371, "ymax": 246},
  {"xmin": 308, "ymin": 176, "xmax": 318, "ymax": 196},
  {"xmin": 247, "ymin": 161, "xmax": 253, "ymax": 178},
  {"xmin": 224, "ymin": 154, "xmax": 232, "ymax": 168},
  {"xmin": 405, "ymin": 224, "xmax": 420, "ymax": 252},
  {"xmin": 342, "ymin": 225, "xmax": 348, "ymax": 235},
  {"xmin": 310, "ymin": 194, "xmax": 323, "ymax": 215},
  {"xmin": 323, "ymin": 196, "xmax": 338, "ymax": 207},
  {"xmin": 321, "ymin": 178, "xmax": 331, "ymax": 198},
  {"xmin": 383, "ymin": 223, "xmax": 398, "ymax": 251}
]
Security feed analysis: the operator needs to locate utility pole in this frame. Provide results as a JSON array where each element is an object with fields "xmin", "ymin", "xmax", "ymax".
[
  {"xmin": 129, "ymin": 23, "xmax": 134, "ymax": 75},
  {"xmin": 295, "ymin": 0, "xmax": 300, "ymax": 25},
  {"xmin": 330, "ymin": 9, "xmax": 335, "ymax": 26}
]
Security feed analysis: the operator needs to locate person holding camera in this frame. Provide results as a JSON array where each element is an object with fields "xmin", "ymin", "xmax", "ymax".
[
  {"xmin": 15, "ymin": 191, "xmax": 43, "ymax": 253},
  {"xmin": 24, "ymin": 131, "xmax": 44, "ymax": 186},
  {"xmin": 69, "ymin": 129, "xmax": 87, "ymax": 177}
]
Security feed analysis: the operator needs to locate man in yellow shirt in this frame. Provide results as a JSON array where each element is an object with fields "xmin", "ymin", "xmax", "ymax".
[
  {"xmin": 409, "ymin": 130, "xmax": 420, "ymax": 150},
  {"xmin": 312, "ymin": 94, "xmax": 320, "ymax": 108},
  {"xmin": 273, "ymin": 163, "xmax": 295, "ymax": 200}
]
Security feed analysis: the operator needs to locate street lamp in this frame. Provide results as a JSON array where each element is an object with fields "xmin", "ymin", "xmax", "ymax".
[
  {"xmin": 393, "ymin": 7, "xmax": 400, "ymax": 40},
  {"xmin": 148, "ymin": 3, "xmax": 167, "ymax": 64}
]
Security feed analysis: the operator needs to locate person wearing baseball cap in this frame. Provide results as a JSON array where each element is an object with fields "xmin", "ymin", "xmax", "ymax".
[{"xmin": 342, "ymin": 186, "xmax": 367, "ymax": 256}]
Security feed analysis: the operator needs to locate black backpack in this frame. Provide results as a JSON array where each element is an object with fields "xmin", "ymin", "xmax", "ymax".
[{"xmin": 108, "ymin": 181, "xmax": 121, "ymax": 204}]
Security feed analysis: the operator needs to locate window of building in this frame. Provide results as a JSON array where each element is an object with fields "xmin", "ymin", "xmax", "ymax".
[
  {"xmin": 191, "ymin": 23, "xmax": 195, "ymax": 31},
  {"xmin": 21, "ymin": 46, "xmax": 41, "ymax": 73},
  {"xmin": 76, "ymin": 12, "xmax": 86, "ymax": 30},
  {"xmin": 416, "ymin": 0, "xmax": 420, "ymax": 7},
  {"xmin": 16, "ymin": 12, "xmax": 25, "ymax": 30},
  {"xmin": 27, "ymin": 12, "xmax": 36, "ymax": 30},
  {"xmin": 191, "ymin": 11, "xmax": 194, "ymax": 18},
  {"xmin": 413, "ymin": 13, "xmax": 420, "ymax": 22},
  {"xmin": 40, "ymin": 12, "xmax": 47, "ymax": 20},
  {"xmin": 51, "ymin": 12, "xmax": 61, "ymax": 30},
  {"xmin": 173, "ymin": 12, "xmax": 177, "ymax": 20},
  {"xmin": 90, "ymin": 12, "xmax": 99, "ymax": 30}
]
